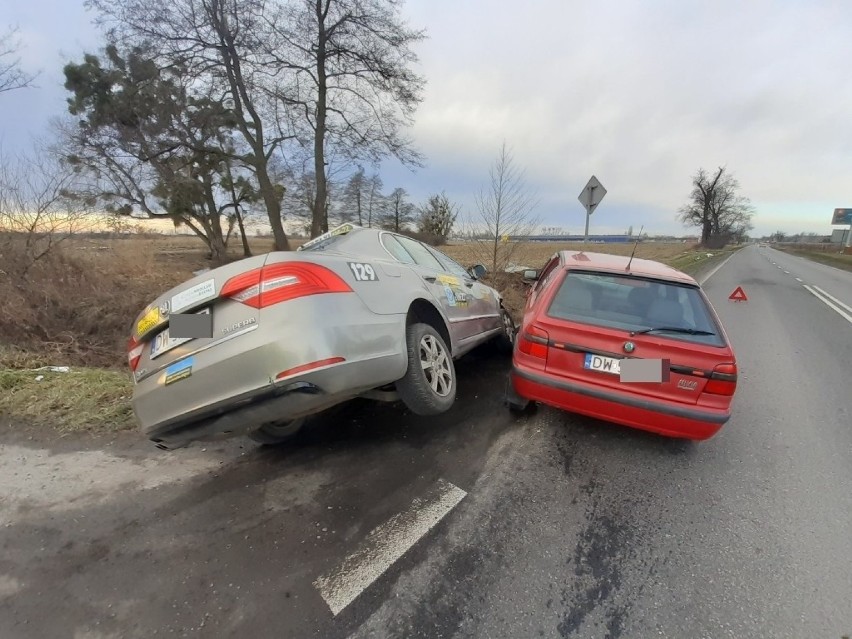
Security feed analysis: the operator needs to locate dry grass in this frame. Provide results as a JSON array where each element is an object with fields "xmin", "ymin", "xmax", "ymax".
[
  {"xmin": 0, "ymin": 238, "xmax": 194, "ymax": 369},
  {"xmin": 776, "ymin": 247, "xmax": 852, "ymax": 272},
  {"xmin": 0, "ymin": 367, "xmax": 135, "ymax": 432},
  {"xmin": 441, "ymin": 240, "xmax": 706, "ymax": 271},
  {"xmin": 443, "ymin": 241, "xmax": 738, "ymax": 282}
]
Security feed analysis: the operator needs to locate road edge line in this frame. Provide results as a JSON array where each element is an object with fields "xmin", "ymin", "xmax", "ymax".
[{"xmin": 698, "ymin": 251, "xmax": 738, "ymax": 285}]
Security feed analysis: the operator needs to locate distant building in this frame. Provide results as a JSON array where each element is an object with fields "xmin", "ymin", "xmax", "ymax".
[{"xmin": 831, "ymin": 229, "xmax": 850, "ymax": 244}]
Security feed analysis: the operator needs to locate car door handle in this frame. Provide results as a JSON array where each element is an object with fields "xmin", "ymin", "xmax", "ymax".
[{"xmin": 424, "ymin": 276, "xmax": 437, "ymax": 283}]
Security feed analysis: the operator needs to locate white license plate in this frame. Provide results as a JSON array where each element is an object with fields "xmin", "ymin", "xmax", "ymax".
[
  {"xmin": 583, "ymin": 353, "xmax": 621, "ymax": 375},
  {"xmin": 150, "ymin": 308, "xmax": 210, "ymax": 359}
]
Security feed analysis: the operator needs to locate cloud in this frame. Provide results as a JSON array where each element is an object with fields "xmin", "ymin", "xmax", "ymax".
[
  {"xmin": 2, "ymin": 0, "xmax": 851, "ymax": 238},
  {"xmin": 396, "ymin": 0, "xmax": 852, "ymax": 235}
]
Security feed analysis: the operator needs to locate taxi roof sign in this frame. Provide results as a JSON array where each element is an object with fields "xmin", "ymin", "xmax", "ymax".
[{"xmin": 297, "ymin": 223, "xmax": 361, "ymax": 251}]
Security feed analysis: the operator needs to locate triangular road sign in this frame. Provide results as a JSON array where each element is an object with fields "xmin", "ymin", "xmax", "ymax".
[{"xmin": 728, "ymin": 286, "xmax": 748, "ymax": 302}]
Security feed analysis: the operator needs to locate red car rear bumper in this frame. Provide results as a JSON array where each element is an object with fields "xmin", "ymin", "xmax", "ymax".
[{"xmin": 510, "ymin": 366, "xmax": 730, "ymax": 441}]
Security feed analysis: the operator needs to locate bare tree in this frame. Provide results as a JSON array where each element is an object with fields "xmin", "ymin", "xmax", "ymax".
[
  {"xmin": 380, "ymin": 187, "xmax": 414, "ymax": 232},
  {"xmin": 464, "ymin": 142, "xmax": 540, "ymax": 275},
  {"xmin": 84, "ymin": 0, "xmax": 298, "ymax": 251},
  {"xmin": 0, "ymin": 145, "xmax": 95, "ymax": 282},
  {"xmin": 678, "ymin": 166, "xmax": 754, "ymax": 247},
  {"xmin": 341, "ymin": 166, "xmax": 367, "ymax": 226},
  {"xmin": 0, "ymin": 26, "xmax": 37, "ymax": 94},
  {"xmin": 365, "ymin": 172, "xmax": 385, "ymax": 228},
  {"xmin": 267, "ymin": 0, "xmax": 427, "ymax": 238}
]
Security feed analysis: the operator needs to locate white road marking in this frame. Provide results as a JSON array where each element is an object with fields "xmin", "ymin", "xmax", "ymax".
[
  {"xmin": 803, "ymin": 285, "xmax": 852, "ymax": 324},
  {"xmin": 783, "ymin": 270, "xmax": 790, "ymax": 274},
  {"xmin": 314, "ymin": 479, "xmax": 467, "ymax": 616},
  {"xmin": 795, "ymin": 277, "xmax": 802, "ymax": 282}
]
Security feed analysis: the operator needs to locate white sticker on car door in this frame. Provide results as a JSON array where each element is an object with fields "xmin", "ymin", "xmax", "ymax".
[{"xmin": 348, "ymin": 262, "xmax": 379, "ymax": 281}]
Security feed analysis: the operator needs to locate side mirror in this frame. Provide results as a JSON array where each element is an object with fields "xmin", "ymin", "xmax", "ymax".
[
  {"xmin": 522, "ymin": 269, "xmax": 540, "ymax": 281},
  {"xmin": 469, "ymin": 264, "xmax": 487, "ymax": 280}
]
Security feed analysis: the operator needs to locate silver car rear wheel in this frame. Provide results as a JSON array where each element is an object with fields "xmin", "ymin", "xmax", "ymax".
[
  {"xmin": 397, "ymin": 322, "xmax": 457, "ymax": 415},
  {"xmin": 420, "ymin": 334, "xmax": 453, "ymax": 397},
  {"xmin": 495, "ymin": 307, "xmax": 517, "ymax": 354},
  {"xmin": 248, "ymin": 417, "xmax": 305, "ymax": 445}
]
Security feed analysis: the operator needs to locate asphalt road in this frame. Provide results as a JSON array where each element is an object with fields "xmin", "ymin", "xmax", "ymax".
[{"xmin": 1, "ymin": 244, "xmax": 851, "ymax": 639}]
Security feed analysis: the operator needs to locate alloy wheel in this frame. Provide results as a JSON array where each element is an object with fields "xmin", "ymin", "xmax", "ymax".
[{"xmin": 419, "ymin": 334, "xmax": 453, "ymax": 397}]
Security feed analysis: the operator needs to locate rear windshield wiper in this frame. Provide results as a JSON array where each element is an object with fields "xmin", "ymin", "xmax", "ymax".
[{"xmin": 630, "ymin": 326, "xmax": 716, "ymax": 336}]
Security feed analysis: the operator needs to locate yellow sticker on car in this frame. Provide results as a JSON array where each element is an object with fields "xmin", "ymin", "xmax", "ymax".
[
  {"xmin": 136, "ymin": 307, "xmax": 160, "ymax": 335},
  {"xmin": 436, "ymin": 274, "xmax": 461, "ymax": 286}
]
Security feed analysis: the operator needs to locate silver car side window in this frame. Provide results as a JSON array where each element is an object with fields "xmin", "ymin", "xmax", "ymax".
[
  {"xmin": 426, "ymin": 246, "xmax": 469, "ymax": 279},
  {"xmin": 380, "ymin": 233, "xmax": 416, "ymax": 264},
  {"xmin": 396, "ymin": 236, "xmax": 445, "ymax": 271}
]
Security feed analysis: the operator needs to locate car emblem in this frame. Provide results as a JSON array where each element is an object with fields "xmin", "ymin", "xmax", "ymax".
[
  {"xmin": 222, "ymin": 317, "xmax": 258, "ymax": 335},
  {"xmin": 623, "ymin": 341, "xmax": 635, "ymax": 353},
  {"xmin": 678, "ymin": 379, "xmax": 698, "ymax": 391}
]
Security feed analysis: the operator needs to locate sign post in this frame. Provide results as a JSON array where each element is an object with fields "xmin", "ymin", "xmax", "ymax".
[
  {"xmin": 578, "ymin": 176, "xmax": 607, "ymax": 244},
  {"xmin": 831, "ymin": 208, "xmax": 852, "ymax": 248}
]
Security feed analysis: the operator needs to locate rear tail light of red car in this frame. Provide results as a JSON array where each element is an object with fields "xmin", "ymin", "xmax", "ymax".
[
  {"xmin": 703, "ymin": 363, "xmax": 738, "ymax": 396},
  {"xmin": 221, "ymin": 262, "xmax": 352, "ymax": 309},
  {"xmin": 518, "ymin": 325, "xmax": 550, "ymax": 360},
  {"xmin": 127, "ymin": 335, "xmax": 144, "ymax": 372}
]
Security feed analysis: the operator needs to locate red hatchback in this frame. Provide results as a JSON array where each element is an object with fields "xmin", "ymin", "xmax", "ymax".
[{"xmin": 507, "ymin": 251, "xmax": 738, "ymax": 440}]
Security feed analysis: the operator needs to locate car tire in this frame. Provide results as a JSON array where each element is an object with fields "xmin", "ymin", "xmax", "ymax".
[
  {"xmin": 248, "ymin": 418, "xmax": 305, "ymax": 445},
  {"xmin": 397, "ymin": 322, "xmax": 457, "ymax": 416},
  {"xmin": 504, "ymin": 375, "xmax": 534, "ymax": 414},
  {"xmin": 495, "ymin": 307, "xmax": 517, "ymax": 354}
]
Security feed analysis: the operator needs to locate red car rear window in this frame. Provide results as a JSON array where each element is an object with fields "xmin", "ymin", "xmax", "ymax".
[{"xmin": 546, "ymin": 271, "xmax": 725, "ymax": 346}]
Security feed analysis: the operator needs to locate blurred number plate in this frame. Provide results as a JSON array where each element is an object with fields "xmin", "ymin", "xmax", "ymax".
[
  {"xmin": 584, "ymin": 353, "xmax": 621, "ymax": 375},
  {"xmin": 150, "ymin": 308, "xmax": 211, "ymax": 359}
]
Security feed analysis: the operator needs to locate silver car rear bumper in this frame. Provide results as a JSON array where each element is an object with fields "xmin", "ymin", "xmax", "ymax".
[{"xmin": 145, "ymin": 351, "xmax": 405, "ymax": 449}]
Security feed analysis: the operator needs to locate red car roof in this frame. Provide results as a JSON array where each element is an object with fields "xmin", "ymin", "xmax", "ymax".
[{"xmin": 558, "ymin": 250, "xmax": 698, "ymax": 286}]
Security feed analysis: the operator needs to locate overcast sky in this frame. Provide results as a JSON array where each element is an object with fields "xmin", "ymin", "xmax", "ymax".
[{"xmin": 2, "ymin": 0, "xmax": 851, "ymax": 236}]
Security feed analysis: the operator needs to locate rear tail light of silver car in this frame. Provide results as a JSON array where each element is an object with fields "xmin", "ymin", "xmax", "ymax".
[
  {"xmin": 127, "ymin": 335, "xmax": 144, "ymax": 372},
  {"xmin": 221, "ymin": 262, "xmax": 352, "ymax": 309}
]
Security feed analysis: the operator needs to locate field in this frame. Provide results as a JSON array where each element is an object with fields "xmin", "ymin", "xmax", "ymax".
[
  {"xmin": 441, "ymin": 239, "xmax": 715, "ymax": 271},
  {"xmin": 773, "ymin": 245, "xmax": 852, "ymax": 272},
  {"xmin": 0, "ymin": 233, "xmax": 739, "ymax": 433}
]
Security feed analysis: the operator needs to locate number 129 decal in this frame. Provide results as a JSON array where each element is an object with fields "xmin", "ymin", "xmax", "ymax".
[{"xmin": 348, "ymin": 262, "xmax": 379, "ymax": 281}]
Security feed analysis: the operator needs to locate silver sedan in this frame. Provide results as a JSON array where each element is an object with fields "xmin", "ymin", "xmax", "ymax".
[{"xmin": 127, "ymin": 224, "xmax": 516, "ymax": 449}]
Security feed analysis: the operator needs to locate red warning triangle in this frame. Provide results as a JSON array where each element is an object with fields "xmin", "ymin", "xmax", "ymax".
[{"xmin": 728, "ymin": 286, "xmax": 748, "ymax": 302}]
